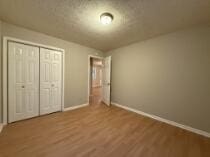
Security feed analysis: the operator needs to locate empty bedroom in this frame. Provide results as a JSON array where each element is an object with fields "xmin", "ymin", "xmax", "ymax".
[{"xmin": 0, "ymin": 0, "xmax": 210, "ymax": 157}]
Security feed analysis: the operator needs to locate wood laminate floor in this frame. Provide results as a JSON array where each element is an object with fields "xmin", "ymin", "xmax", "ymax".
[{"xmin": 0, "ymin": 88, "xmax": 210, "ymax": 157}]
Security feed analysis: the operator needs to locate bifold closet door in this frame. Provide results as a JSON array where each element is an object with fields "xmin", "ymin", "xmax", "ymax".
[
  {"xmin": 40, "ymin": 48, "xmax": 62, "ymax": 115},
  {"xmin": 8, "ymin": 42, "xmax": 39, "ymax": 123}
]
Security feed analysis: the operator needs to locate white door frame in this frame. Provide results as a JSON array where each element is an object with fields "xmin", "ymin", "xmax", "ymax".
[
  {"xmin": 3, "ymin": 36, "xmax": 65, "ymax": 125},
  {"xmin": 87, "ymin": 55, "xmax": 104, "ymax": 104}
]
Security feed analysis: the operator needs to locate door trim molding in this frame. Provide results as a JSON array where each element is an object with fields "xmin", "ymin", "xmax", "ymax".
[
  {"xmin": 87, "ymin": 55, "xmax": 104, "ymax": 104},
  {"xmin": 3, "ymin": 36, "xmax": 65, "ymax": 124},
  {"xmin": 112, "ymin": 102, "xmax": 210, "ymax": 138}
]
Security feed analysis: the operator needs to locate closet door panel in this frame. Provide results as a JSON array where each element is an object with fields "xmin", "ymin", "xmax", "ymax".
[
  {"xmin": 40, "ymin": 48, "xmax": 52, "ymax": 115},
  {"xmin": 8, "ymin": 42, "xmax": 39, "ymax": 123},
  {"xmin": 40, "ymin": 88, "xmax": 51, "ymax": 114},
  {"xmin": 51, "ymin": 51, "xmax": 62, "ymax": 112},
  {"xmin": 40, "ymin": 48, "xmax": 62, "ymax": 115},
  {"xmin": 24, "ymin": 46, "xmax": 39, "ymax": 118},
  {"xmin": 8, "ymin": 43, "xmax": 26, "ymax": 122}
]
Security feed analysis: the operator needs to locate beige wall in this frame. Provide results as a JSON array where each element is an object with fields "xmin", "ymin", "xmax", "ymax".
[
  {"xmin": 0, "ymin": 22, "xmax": 104, "ymax": 122},
  {"xmin": 106, "ymin": 26, "xmax": 210, "ymax": 132}
]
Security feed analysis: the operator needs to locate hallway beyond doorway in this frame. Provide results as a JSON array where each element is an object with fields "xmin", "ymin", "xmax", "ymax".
[{"xmin": 89, "ymin": 87, "xmax": 102, "ymax": 106}]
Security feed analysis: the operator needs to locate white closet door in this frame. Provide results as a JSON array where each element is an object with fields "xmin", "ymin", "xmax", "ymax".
[
  {"xmin": 8, "ymin": 42, "xmax": 39, "ymax": 123},
  {"xmin": 24, "ymin": 46, "xmax": 40, "ymax": 119},
  {"xmin": 40, "ymin": 48, "xmax": 62, "ymax": 115},
  {"xmin": 51, "ymin": 51, "xmax": 62, "ymax": 113}
]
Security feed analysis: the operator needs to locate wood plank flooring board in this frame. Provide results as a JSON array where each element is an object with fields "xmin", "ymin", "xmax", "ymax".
[{"xmin": 0, "ymin": 87, "xmax": 210, "ymax": 157}]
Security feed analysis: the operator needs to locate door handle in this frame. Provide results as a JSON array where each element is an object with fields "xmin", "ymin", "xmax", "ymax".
[{"xmin": 22, "ymin": 85, "xmax": 25, "ymax": 88}]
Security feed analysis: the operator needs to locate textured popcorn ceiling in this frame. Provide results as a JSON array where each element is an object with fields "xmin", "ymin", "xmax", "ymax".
[{"xmin": 0, "ymin": 0, "xmax": 210, "ymax": 51}]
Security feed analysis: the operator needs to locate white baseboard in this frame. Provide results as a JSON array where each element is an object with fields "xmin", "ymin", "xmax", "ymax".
[
  {"xmin": 63, "ymin": 103, "xmax": 89, "ymax": 112},
  {"xmin": 0, "ymin": 123, "xmax": 3, "ymax": 133},
  {"xmin": 112, "ymin": 102, "xmax": 210, "ymax": 138}
]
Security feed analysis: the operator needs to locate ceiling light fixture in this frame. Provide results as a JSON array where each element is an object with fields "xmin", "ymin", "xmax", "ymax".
[{"xmin": 100, "ymin": 13, "xmax": 113, "ymax": 25}]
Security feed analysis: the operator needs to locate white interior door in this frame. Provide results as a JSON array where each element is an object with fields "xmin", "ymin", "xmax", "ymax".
[
  {"xmin": 8, "ymin": 42, "xmax": 39, "ymax": 123},
  {"xmin": 102, "ymin": 56, "xmax": 111, "ymax": 106},
  {"xmin": 40, "ymin": 48, "xmax": 62, "ymax": 115}
]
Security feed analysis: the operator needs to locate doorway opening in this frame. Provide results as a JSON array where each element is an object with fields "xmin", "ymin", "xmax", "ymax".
[
  {"xmin": 89, "ymin": 57, "xmax": 104, "ymax": 105},
  {"xmin": 88, "ymin": 55, "xmax": 111, "ymax": 107}
]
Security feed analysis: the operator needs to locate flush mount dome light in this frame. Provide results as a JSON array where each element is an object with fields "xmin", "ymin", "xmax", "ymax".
[{"xmin": 100, "ymin": 12, "xmax": 114, "ymax": 25}]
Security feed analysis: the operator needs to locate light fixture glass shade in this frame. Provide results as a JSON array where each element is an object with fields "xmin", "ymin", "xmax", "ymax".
[{"xmin": 100, "ymin": 13, "xmax": 113, "ymax": 25}]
